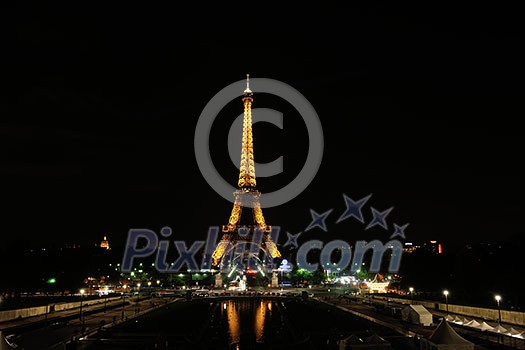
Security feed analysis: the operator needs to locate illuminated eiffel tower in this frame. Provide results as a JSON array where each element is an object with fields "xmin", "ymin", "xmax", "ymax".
[{"xmin": 211, "ymin": 75, "xmax": 282, "ymax": 267}]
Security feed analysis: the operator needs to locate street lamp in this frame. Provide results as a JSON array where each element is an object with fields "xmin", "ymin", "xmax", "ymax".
[
  {"xmin": 122, "ymin": 285, "xmax": 127, "ymax": 320},
  {"xmin": 495, "ymin": 295, "xmax": 502, "ymax": 324},
  {"xmin": 147, "ymin": 281, "xmax": 152, "ymax": 288},
  {"xmin": 443, "ymin": 290, "xmax": 449, "ymax": 314},
  {"xmin": 79, "ymin": 289, "xmax": 85, "ymax": 332},
  {"xmin": 156, "ymin": 280, "xmax": 161, "ymax": 286}
]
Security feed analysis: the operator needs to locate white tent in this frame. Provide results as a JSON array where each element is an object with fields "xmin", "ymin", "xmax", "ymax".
[
  {"xmin": 401, "ymin": 305, "xmax": 433, "ymax": 326},
  {"xmin": 453, "ymin": 316, "xmax": 464, "ymax": 324},
  {"xmin": 478, "ymin": 321, "xmax": 494, "ymax": 332},
  {"xmin": 365, "ymin": 334, "xmax": 391, "ymax": 349},
  {"xmin": 464, "ymin": 319, "xmax": 481, "ymax": 329},
  {"xmin": 445, "ymin": 315, "xmax": 455, "ymax": 322},
  {"xmin": 507, "ymin": 327, "xmax": 521, "ymax": 337},
  {"xmin": 490, "ymin": 324, "xmax": 508, "ymax": 334},
  {"xmin": 339, "ymin": 333, "xmax": 391, "ymax": 349},
  {"xmin": 420, "ymin": 319, "xmax": 474, "ymax": 350},
  {"xmin": 0, "ymin": 332, "xmax": 16, "ymax": 350},
  {"xmin": 515, "ymin": 330, "xmax": 525, "ymax": 339},
  {"xmin": 339, "ymin": 334, "xmax": 363, "ymax": 350}
]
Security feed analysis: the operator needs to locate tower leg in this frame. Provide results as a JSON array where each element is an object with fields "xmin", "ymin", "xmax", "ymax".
[
  {"xmin": 214, "ymin": 273, "xmax": 223, "ymax": 289},
  {"xmin": 271, "ymin": 271, "xmax": 279, "ymax": 288}
]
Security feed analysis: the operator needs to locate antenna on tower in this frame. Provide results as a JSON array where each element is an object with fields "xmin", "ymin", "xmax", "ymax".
[{"xmin": 244, "ymin": 73, "xmax": 252, "ymax": 94}]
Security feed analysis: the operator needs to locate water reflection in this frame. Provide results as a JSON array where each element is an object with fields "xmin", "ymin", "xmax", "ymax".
[{"xmin": 222, "ymin": 300, "xmax": 273, "ymax": 346}]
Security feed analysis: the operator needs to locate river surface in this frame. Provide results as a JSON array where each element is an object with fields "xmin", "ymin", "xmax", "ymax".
[{"xmin": 76, "ymin": 297, "xmax": 410, "ymax": 349}]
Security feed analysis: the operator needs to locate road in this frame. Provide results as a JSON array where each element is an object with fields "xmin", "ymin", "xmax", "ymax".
[{"xmin": 9, "ymin": 296, "xmax": 171, "ymax": 350}]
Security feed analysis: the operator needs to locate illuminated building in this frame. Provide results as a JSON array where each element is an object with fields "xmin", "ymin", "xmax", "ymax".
[
  {"xmin": 100, "ymin": 235, "xmax": 110, "ymax": 250},
  {"xmin": 404, "ymin": 241, "xmax": 443, "ymax": 255},
  {"xmin": 425, "ymin": 240, "xmax": 443, "ymax": 255},
  {"xmin": 211, "ymin": 75, "xmax": 281, "ymax": 266},
  {"xmin": 403, "ymin": 242, "xmax": 420, "ymax": 253}
]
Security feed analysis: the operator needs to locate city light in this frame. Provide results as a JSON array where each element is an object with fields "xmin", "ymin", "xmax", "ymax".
[
  {"xmin": 495, "ymin": 295, "xmax": 502, "ymax": 324},
  {"xmin": 443, "ymin": 290, "xmax": 449, "ymax": 313}
]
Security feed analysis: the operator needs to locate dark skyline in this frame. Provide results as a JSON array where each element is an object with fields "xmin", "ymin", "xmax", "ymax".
[{"xmin": 2, "ymin": 4, "xmax": 524, "ymax": 250}]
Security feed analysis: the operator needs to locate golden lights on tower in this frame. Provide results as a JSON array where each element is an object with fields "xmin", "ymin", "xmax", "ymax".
[{"xmin": 211, "ymin": 75, "xmax": 281, "ymax": 266}]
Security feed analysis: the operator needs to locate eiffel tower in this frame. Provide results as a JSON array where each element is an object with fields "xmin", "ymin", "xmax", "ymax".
[{"xmin": 211, "ymin": 75, "xmax": 281, "ymax": 268}]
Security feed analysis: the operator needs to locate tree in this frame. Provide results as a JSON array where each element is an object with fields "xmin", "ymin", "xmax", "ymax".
[{"xmin": 356, "ymin": 267, "xmax": 368, "ymax": 280}]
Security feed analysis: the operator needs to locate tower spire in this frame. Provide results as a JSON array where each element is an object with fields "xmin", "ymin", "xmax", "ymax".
[
  {"xmin": 238, "ymin": 74, "xmax": 256, "ymax": 189},
  {"xmin": 244, "ymin": 73, "xmax": 252, "ymax": 94}
]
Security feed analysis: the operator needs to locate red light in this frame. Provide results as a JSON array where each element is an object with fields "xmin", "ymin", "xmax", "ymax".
[{"xmin": 438, "ymin": 244, "xmax": 443, "ymax": 254}]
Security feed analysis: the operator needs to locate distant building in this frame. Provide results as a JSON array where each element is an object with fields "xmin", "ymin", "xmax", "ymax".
[
  {"xmin": 403, "ymin": 242, "xmax": 420, "ymax": 253},
  {"xmin": 423, "ymin": 240, "xmax": 443, "ymax": 255},
  {"xmin": 64, "ymin": 242, "xmax": 80, "ymax": 249},
  {"xmin": 404, "ymin": 241, "xmax": 443, "ymax": 255},
  {"xmin": 100, "ymin": 236, "xmax": 110, "ymax": 250},
  {"xmin": 367, "ymin": 282, "xmax": 390, "ymax": 294}
]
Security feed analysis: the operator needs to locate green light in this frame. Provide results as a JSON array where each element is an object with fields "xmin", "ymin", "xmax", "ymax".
[{"xmin": 47, "ymin": 278, "xmax": 56, "ymax": 284}]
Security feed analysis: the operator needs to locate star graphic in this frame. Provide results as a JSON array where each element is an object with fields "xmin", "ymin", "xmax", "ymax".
[
  {"xmin": 283, "ymin": 232, "xmax": 301, "ymax": 248},
  {"xmin": 305, "ymin": 209, "xmax": 333, "ymax": 232},
  {"xmin": 365, "ymin": 207, "xmax": 394, "ymax": 230},
  {"xmin": 336, "ymin": 193, "xmax": 373, "ymax": 224},
  {"xmin": 390, "ymin": 223, "xmax": 409, "ymax": 239}
]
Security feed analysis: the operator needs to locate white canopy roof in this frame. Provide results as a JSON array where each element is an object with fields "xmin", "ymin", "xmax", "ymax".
[
  {"xmin": 367, "ymin": 333, "xmax": 389, "ymax": 344},
  {"xmin": 428, "ymin": 319, "xmax": 473, "ymax": 345},
  {"xmin": 464, "ymin": 319, "xmax": 481, "ymax": 328},
  {"xmin": 491, "ymin": 324, "xmax": 508, "ymax": 333},
  {"xmin": 0, "ymin": 332, "xmax": 15, "ymax": 350},
  {"xmin": 478, "ymin": 321, "xmax": 495, "ymax": 331},
  {"xmin": 507, "ymin": 327, "xmax": 522, "ymax": 337},
  {"xmin": 453, "ymin": 315, "xmax": 464, "ymax": 324},
  {"xmin": 342, "ymin": 334, "xmax": 363, "ymax": 344}
]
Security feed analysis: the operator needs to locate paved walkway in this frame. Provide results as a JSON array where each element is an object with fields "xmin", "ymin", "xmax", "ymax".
[
  {"xmin": 0, "ymin": 297, "xmax": 123, "ymax": 332},
  {"xmin": 322, "ymin": 297, "xmax": 522, "ymax": 350},
  {"xmin": 6, "ymin": 297, "xmax": 176, "ymax": 350}
]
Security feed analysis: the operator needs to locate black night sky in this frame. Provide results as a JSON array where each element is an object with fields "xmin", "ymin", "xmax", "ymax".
[{"xmin": 2, "ymin": 4, "xmax": 524, "ymax": 253}]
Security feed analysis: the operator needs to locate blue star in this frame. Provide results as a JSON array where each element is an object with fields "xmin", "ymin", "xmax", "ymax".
[
  {"xmin": 365, "ymin": 207, "xmax": 394, "ymax": 230},
  {"xmin": 336, "ymin": 193, "xmax": 373, "ymax": 224},
  {"xmin": 305, "ymin": 209, "xmax": 333, "ymax": 232},
  {"xmin": 283, "ymin": 232, "xmax": 301, "ymax": 248},
  {"xmin": 390, "ymin": 223, "xmax": 409, "ymax": 239}
]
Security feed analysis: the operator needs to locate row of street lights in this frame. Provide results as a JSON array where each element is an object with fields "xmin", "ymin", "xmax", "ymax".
[
  {"xmin": 406, "ymin": 288, "xmax": 503, "ymax": 324},
  {"xmin": 76, "ymin": 281, "xmax": 164, "ymax": 332},
  {"xmin": 441, "ymin": 289, "xmax": 502, "ymax": 324}
]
